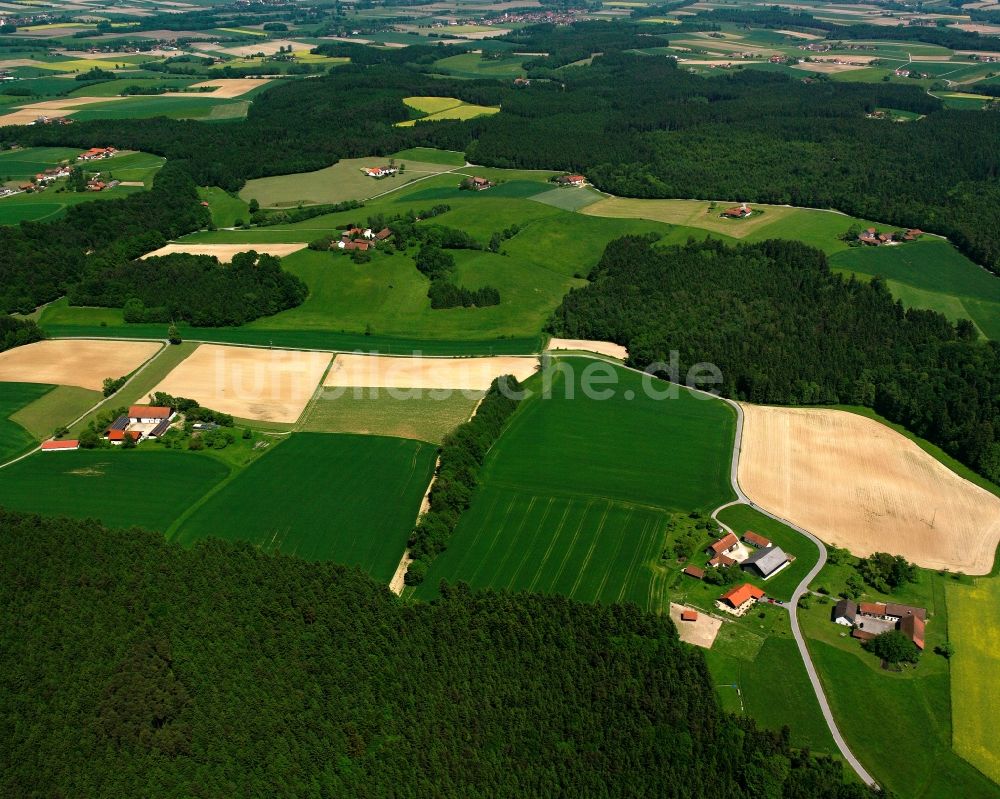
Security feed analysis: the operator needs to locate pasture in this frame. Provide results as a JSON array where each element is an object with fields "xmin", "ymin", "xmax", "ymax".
[
  {"xmin": 0, "ymin": 339, "xmax": 160, "ymax": 391},
  {"xmin": 948, "ymin": 578, "xmax": 1000, "ymax": 784},
  {"xmin": 737, "ymin": 404, "xmax": 1000, "ymax": 575},
  {"xmin": 0, "ymin": 147, "xmax": 80, "ymax": 180},
  {"xmin": 300, "ymin": 388, "xmax": 481, "ymax": 444},
  {"xmin": 396, "ymin": 95, "xmax": 500, "ymax": 127},
  {"xmin": 173, "ymin": 433, "xmax": 436, "ymax": 582},
  {"xmin": 415, "ymin": 362, "xmax": 737, "ymax": 606},
  {"xmin": 0, "ymin": 383, "xmax": 52, "ymax": 462},
  {"xmin": 432, "ymin": 51, "xmax": 527, "ymax": 79},
  {"xmin": 151, "ymin": 344, "xmax": 331, "ymax": 424},
  {"xmin": 0, "ymin": 449, "xmax": 228, "ymax": 532},
  {"xmin": 197, "ymin": 186, "xmax": 249, "ymax": 229}
]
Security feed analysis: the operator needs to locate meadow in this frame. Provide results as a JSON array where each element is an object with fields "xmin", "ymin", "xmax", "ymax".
[
  {"xmin": 0, "ymin": 449, "xmax": 228, "ymax": 531},
  {"xmin": 300, "ymin": 388, "xmax": 481, "ymax": 444},
  {"xmin": 830, "ymin": 239, "xmax": 1000, "ymax": 339},
  {"xmin": 0, "ymin": 382, "xmax": 52, "ymax": 462},
  {"xmin": 432, "ymin": 51, "xmax": 527, "ymax": 79},
  {"xmin": 197, "ymin": 186, "xmax": 250, "ymax": 228},
  {"xmin": 415, "ymin": 362, "xmax": 737, "ymax": 606},
  {"xmin": 173, "ymin": 433, "xmax": 436, "ymax": 582},
  {"xmin": 947, "ymin": 577, "xmax": 1000, "ymax": 785}
]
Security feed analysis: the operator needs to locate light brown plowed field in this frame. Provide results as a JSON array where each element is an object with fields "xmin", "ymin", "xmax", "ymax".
[
  {"xmin": 546, "ymin": 338, "xmax": 628, "ymax": 360},
  {"xmin": 324, "ymin": 354, "xmax": 538, "ymax": 391},
  {"xmin": 141, "ymin": 243, "xmax": 307, "ymax": 261},
  {"xmin": 151, "ymin": 344, "xmax": 331, "ymax": 423},
  {"xmin": 0, "ymin": 339, "xmax": 160, "ymax": 391},
  {"xmin": 738, "ymin": 404, "xmax": 1000, "ymax": 574}
]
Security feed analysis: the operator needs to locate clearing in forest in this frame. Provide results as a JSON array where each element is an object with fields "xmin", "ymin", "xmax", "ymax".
[{"xmin": 737, "ymin": 404, "xmax": 1000, "ymax": 574}]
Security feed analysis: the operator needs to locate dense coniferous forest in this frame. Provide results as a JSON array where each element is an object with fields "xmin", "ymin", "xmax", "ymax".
[
  {"xmin": 0, "ymin": 510, "xmax": 879, "ymax": 798},
  {"xmin": 551, "ymin": 237, "xmax": 1000, "ymax": 483},
  {"xmin": 71, "ymin": 250, "xmax": 308, "ymax": 327}
]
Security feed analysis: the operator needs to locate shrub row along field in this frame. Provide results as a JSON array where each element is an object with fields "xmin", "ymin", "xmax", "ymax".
[
  {"xmin": 415, "ymin": 361, "xmax": 737, "ymax": 609},
  {"xmin": 174, "ymin": 433, "xmax": 436, "ymax": 583}
]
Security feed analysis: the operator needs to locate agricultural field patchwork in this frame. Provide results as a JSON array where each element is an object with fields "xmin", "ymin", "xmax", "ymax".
[
  {"xmin": 396, "ymin": 95, "xmax": 500, "ymax": 127},
  {"xmin": 0, "ymin": 382, "xmax": 53, "ymax": 461},
  {"xmin": 174, "ymin": 433, "xmax": 436, "ymax": 582}
]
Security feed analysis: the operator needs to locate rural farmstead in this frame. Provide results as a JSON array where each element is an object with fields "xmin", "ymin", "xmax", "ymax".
[{"xmin": 0, "ymin": 6, "xmax": 998, "ymax": 799}]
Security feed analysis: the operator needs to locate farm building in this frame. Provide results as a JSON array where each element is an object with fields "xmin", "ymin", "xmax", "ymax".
[
  {"xmin": 682, "ymin": 565, "xmax": 705, "ymax": 580},
  {"xmin": 109, "ymin": 429, "xmax": 141, "ymax": 445},
  {"xmin": 77, "ymin": 147, "xmax": 117, "ymax": 162},
  {"xmin": 462, "ymin": 176, "xmax": 494, "ymax": 191},
  {"xmin": 743, "ymin": 530, "xmax": 771, "ymax": 548},
  {"xmin": 374, "ymin": 228, "xmax": 393, "ymax": 241},
  {"xmin": 363, "ymin": 166, "xmax": 398, "ymax": 178},
  {"xmin": 718, "ymin": 583, "xmax": 765, "ymax": 614},
  {"xmin": 680, "ymin": 610, "xmax": 699, "ymax": 622},
  {"xmin": 41, "ymin": 439, "xmax": 79, "ymax": 452},
  {"xmin": 740, "ymin": 546, "xmax": 792, "ymax": 580},
  {"xmin": 129, "ymin": 406, "xmax": 172, "ymax": 424},
  {"xmin": 708, "ymin": 553, "xmax": 737, "ymax": 568},
  {"xmin": 831, "ymin": 599, "xmax": 927, "ymax": 649},
  {"xmin": 721, "ymin": 203, "xmax": 752, "ymax": 219},
  {"xmin": 708, "ymin": 532, "xmax": 739, "ymax": 556},
  {"xmin": 833, "ymin": 599, "xmax": 857, "ymax": 626},
  {"xmin": 557, "ymin": 174, "xmax": 586, "ymax": 186}
]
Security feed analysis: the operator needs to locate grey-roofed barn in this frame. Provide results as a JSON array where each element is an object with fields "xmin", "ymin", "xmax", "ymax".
[{"xmin": 740, "ymin": 546, "xmax": 791, "ymax": 579}]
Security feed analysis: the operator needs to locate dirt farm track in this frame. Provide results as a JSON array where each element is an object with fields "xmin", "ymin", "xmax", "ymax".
[{"xmin": 737, "ymin": 404, "xmax": 1000, "ymax": 575}]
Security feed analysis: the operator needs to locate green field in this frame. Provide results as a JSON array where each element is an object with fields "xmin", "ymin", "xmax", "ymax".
[
  {"xmin": 0, "ymin": 449, "xmax": 228, "ymax": 531},
  {"xmin": 432, "ymin": 51, "xmax": 527, "ymax": 79},
  {"xmin": 715, "ymin": 503, "xmax": 820, "ymax": 602},
  {"xmin": 0, "ymin": 147, "xmax": 81, "ymax": 180},
  {"xmin": 415, "ymin": 362, "xmax": 737, "ymax": 608},
  {"xmin": 396, "ymin": 96, "xmax": 500, "ymax": 127},
  {"xmin": 239, "ymin": 154, "xmax": 460, "ymax": 207},
  {"xmin": 0, "ymin": 382, "xmax": 52, "ymax": 461},
  {"xmin": 300, "ymin": 388, "xmax": 481, "ymax": 444},
  {"xmin": 8, "ymin": 384, "xmax": 100, "ymax": 440},
  {"xmin": 800, "ymin": 562, "xmax": 999, "ymax": 797},
  {"xmin": 830, "ymin": 239, "xmax": 1000, "ymax": 339},
  {"xmin": 174, "ymin": 433, "xmax": 435, "ymax": 582},
  {"xmin": 197, "ymin": 186, "xmax": 249, "ymax": 228},
  {"xmin": 947, "ymin": 578, "xmax": 1000, "ymax": 784}
]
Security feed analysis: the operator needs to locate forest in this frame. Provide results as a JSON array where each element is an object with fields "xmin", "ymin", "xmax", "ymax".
[
  {"xmin": 71, "ymin": 250, "xmax": 308, "ymax": 327},
  {"xmin": 550, "ymin": 236, "xmax": 1000, "ymax": 484},
  {"xmin": 0, "ymin": 315, "xmax": 43, "ymax": 354},
  {"xmin": 0, "ymin": 509, "xmax": 880, "ymax": 798}
]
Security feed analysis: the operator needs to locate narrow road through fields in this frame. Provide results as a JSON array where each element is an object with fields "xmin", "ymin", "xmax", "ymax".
[{"xmin": 711, "ymin": 397, "xmax": 880, "ymax": 790}]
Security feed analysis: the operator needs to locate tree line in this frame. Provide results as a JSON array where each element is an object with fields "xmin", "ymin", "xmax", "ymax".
[
  {"xmin": 407, "ymin": 377, "xmax": 523, "ymax": 584},
  {"xmin": 0, "ymin": 508, "xmax": 882, "ymax": 798},
  {"xmin": 550, "ymin": 236, "xmax": 1000, "ymax": 484}
]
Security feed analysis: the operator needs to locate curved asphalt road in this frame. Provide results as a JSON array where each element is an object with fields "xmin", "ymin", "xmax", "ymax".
[{"xmin": 711, "ymin": 398, "xmax": 880, "ymax": 790}]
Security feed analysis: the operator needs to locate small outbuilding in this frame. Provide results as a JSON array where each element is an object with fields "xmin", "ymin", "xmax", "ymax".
[
  {"xmin": 682, "ymin": 565, "xmax": 705, "ymax": 580},
  {"xmin": 832, "ymin": 599, "xmax": 857, "ymax": 626},
  {"xmin": 41, "ymin": 439, "xmax": 79, "ymax": 452}
]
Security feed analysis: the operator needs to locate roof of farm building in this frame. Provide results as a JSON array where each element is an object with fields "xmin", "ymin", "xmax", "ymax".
[
  {"xmin": 41, "ymin": 440, "xmax": 79, "ymax": 450},
  {"xmin": 720, "ymin": 583, "xmax": 765, "ymax": 607},
  {"xmin": 710, "ymin": 533, "xmax": 739, "ymax": 554},
  {"xmin": 743, "ymin": 531, "xmax": 771, "ymax": 547},
  {"xmin": 741, "ymin": 546, "xmax": 790, "ymax": 578},
  {"xmin": 129, "ymin": 405, "xmax": 171, "ymax": 419}
]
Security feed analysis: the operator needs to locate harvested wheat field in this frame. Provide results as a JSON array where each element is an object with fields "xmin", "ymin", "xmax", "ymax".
[
  {"xmin": 152, "ymin": 344, "xmax": 331, "ymax": 423},
  {"xmin": 738, "ymin": 404, "xmax": 1000, "ymax": 574},
  {"xmin": 324, "ymin": 354, "xmax": 538, "ymax": 391},
  {"xmin": 0, "ymin": 339, "xmax": 160, "ymax": 391},
  {"xmin": 140, "ymin": 243, "xmax": 307, "ymax": 261},
  {"xmin": 168, "ymin": 78, "xmax": 272, "ymax": 98},
  {"xmin": 546, "ymin": 338, "xmax": 628, "ymax": 360}
]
